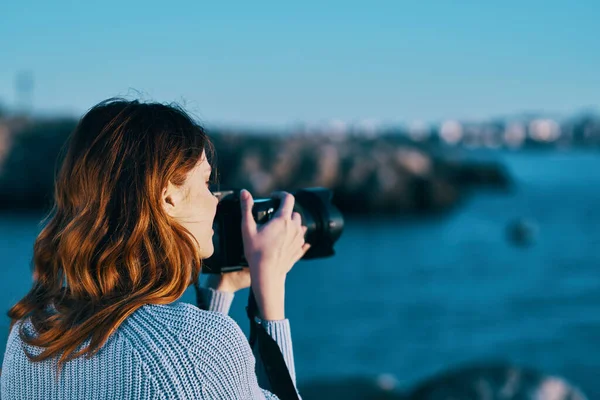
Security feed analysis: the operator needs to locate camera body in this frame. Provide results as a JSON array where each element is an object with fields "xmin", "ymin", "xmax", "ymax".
[{"xmin": 203, "ymin": 188, "xmax": 344, "ymax": 273}]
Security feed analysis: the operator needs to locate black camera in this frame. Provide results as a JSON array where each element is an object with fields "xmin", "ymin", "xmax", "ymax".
[{"xmin": 203, "ymin": 188, "xmax": 344, "ymax": 273}]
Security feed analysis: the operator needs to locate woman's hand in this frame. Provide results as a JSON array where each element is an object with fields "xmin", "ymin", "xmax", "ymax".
[
  {"xmin": 200, "ymin": 269, "xmax": 251, "ymax": 293},
  {"xmin": 240, "ymin": 189, "xmax": 310, "ymax": 320}
]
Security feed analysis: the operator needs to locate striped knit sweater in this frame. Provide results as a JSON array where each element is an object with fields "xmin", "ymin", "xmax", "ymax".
[{"xmin": 1, "ymin": 288, "xmax": 298, "ymax": 399}]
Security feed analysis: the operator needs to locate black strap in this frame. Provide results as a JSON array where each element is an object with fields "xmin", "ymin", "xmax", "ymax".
[
  {"xmin": 247, "ymin": 291, "xmax": 300, "ymax": 400},
  {"xmin": 193, "ymin": 280, "xmax": 208, "ymax": 310}
]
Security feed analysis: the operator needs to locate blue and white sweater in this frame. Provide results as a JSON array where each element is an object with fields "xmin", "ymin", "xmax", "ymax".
[{"xmin": 1, "ymin": 288, "xmax": 298, "ymax": 399}]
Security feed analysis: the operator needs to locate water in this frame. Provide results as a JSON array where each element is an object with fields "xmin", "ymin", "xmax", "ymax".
[{"xmin": 1, "ymin": 151, "xmax": 599, "ymax": 397}]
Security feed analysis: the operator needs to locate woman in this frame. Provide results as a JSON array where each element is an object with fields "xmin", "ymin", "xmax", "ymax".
[{"xmin": 1, "ymin": 99, "xmax": 309, "ymax": 399}]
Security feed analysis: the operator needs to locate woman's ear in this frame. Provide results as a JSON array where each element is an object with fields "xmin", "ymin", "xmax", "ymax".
[{"xmin": 162, "ymin": 181, "xmax": 184, "ymax": 217}]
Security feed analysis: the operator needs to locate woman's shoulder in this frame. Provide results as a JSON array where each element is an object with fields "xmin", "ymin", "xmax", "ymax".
[
  {"xmin": 132, "ymin": 301, "xmax": 231, "ymax": 324},
  {"xmin": 125, "ymin": 301, "xmax": 244, "ymax": 342},
  {"xmin": 122, "ymin": 302, "xmax": 252, "ymax": 366}
]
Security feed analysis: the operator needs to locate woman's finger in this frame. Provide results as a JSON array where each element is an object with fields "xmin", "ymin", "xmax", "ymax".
[
  {"xmin": 292, "ymin": 224, "xmax": 305, "ymax": 244},
  {"xmin": 291, "ymin": 212, "xmax": 302, "ymax": 226},
  {"xmin": 292, "ymin": 243, "xmax": 312, "ymax": 263},
  {"xmin": 293, "ymin": 234, "xmax": 305, "ymax": 249},
  {"xmin": 240, "ymin": 189, "xmax": 257, "ymax": 237},
  {"xmin": 272, "ymin": 192, "xmax": 295, "ymax": 219},
  {"xmin": 301, "ymin": 243, "xmax": 311, "ymax": 254}
]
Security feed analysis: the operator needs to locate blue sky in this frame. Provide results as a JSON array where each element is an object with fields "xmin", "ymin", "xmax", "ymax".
[{"xmin": 1, "ymin": 0, "xmax": 599, "ymax": 127}]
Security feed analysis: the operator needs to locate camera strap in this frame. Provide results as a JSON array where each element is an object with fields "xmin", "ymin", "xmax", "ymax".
[{"xmin": 247, "ymin": 291, "xmax": 300, "ymax": 400}]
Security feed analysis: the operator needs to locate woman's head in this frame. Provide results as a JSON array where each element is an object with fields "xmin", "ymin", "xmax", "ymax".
[
  {"xmin": 8, "ymin": 98, "xmax": 217, "ymax": 370},
  {"xmin": 162, "ymin": 148, "xmax": 218, "ymax": 259}
]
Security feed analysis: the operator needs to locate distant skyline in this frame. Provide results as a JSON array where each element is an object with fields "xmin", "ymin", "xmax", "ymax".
[{"xmin": 1, "ymin": 1, "xmax": 599, "ymax": 128}]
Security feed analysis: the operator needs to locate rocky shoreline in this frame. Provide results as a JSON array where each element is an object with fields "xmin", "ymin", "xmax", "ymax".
[
  {"xmin": 298, "ymin": 361, "xmax": 588, "ymax": 399},
  {"xmin": 0, "ymin": 118, "xmax": 512, "ymax": 214}
]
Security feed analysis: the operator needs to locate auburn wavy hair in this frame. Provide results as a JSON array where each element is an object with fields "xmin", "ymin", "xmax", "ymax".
[{"xmin": 7, "ymin": 98, "xmax": 214, "ymax": 373}]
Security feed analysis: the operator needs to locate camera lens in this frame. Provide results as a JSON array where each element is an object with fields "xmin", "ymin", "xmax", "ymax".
[{"xmin": 292, "ymin": 188, "xmax": 344, "ymax": 259}]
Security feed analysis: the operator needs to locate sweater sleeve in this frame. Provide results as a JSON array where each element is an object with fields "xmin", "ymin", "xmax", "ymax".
[
  {"xmin": 252, "ymin": 318, "xmax": 299, "ymax": 395},
  {"xmin": 195, "ymin": 287, "xmax": 234, "ymax": 315},
  {"xmin": 179, "ymin": 309, "xmax": 284, "ymax": 399}
]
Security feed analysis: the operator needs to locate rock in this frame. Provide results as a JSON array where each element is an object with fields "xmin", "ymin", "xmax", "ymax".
[
  {"xmin": 506, "ymin": 218, "xmax": 538, "ymax": 247},
  {"xmin": 405, "ymin": 361, "xmax": 587, "ymax": 400},
  {"xmin": 437, "ymin": 159, "xmax": 512, "ymax": 190},
  {"xmin": 0, "ymin": 119, "xmax": 76, "ymax": 209},
  {"xmin": 298, "ymin": 362, "xmax": 588, "ymax": 399}
]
